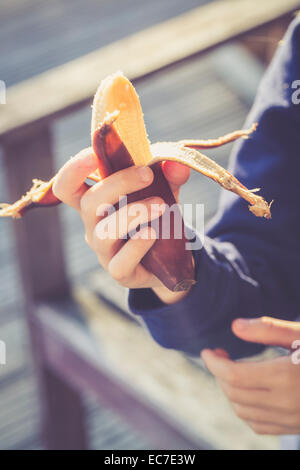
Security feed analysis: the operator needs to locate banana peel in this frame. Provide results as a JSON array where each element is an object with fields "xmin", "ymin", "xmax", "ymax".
[{"xmin": 0, "ymin": 72, "xmax": 272, "ymax": 291}]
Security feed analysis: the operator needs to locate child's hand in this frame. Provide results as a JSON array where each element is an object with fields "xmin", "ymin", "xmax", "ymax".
[
  {"xmin": 53, "ymin": 148, "xmax": 190, "ymax": 304},
  {"xmin": 202, "ymin": 317, "xmax": 300, "ymax": 435}
]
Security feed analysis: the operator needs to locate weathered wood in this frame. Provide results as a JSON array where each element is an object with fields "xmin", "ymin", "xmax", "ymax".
[
  {"xmin": 27, "ymin": 307, "xmax": 87, "ymax": 450},
  {"xmin": 1, "ymin": 126, "xmax": 82, "ymax": 450},
  {"xmin": 0, "ymin": 0, "xmax": 299, "ymax": 138},
  {"xmin": 37, "ymin": 365, "xmax": 87, "ymax": 450},
  {"xmin": 34, "ymin": 292, "xmax": 279, "ymax": 450},
  {"xmin": 35, "ymin": 298, "xmax": 213, "ymax": 450},
  {"xmin": 241, "ymin": 17, "xmax": 293, "ymax": 64},
  {"xmin": 1, "ymin": 125, "xmax": 69, "ymax": 302}
]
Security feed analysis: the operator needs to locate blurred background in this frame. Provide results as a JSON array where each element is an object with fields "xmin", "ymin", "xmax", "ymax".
[{"xmin": 0, "ymin": 0, "xmax": 298, "ymax": 450}]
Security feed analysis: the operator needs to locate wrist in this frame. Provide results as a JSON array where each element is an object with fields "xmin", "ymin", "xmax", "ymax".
[
  {"xmin": 152, "ymin": 284, "xmax": 191, "ymax": 305},
  {"xmin": 152, "ymin": 251, "xmax": 195, "ymax": 304}
]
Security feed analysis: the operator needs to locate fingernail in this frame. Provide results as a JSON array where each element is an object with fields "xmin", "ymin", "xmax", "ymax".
[
  {"xmin": 200, "ymin": 349, "xmax": 210, "ymax": 361},
  {"xmin": 138, "ymin": 166, "xmax": 153, "ymax": 182},
  {"xmin": 234, "ymin": 318, "xmax": 256, "ymax": 330},
  {"xmin": 74, "ymin": 148, "xmax": 94, "ymax": 162}
]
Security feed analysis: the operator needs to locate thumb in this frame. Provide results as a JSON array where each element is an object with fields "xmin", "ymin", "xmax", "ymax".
[
  {"xmin": 232, "ymin": 316, "xmax": 300, "ymax": 349},
  {"xmin": 214, "ymin": 348, "xmax": 230, "ymax": 359},
  {"xmin": 161, "ymin": 161, "xmax": 190, "ymax": 197}
]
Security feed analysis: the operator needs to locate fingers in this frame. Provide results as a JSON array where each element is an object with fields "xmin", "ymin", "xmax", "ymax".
[
  {"xmin": 217, "ymin": 377, "xmax": 300, "ymax": 435},
  {"xmin": 80, "ymin": 165, "xmax": 154, "ymax": 229},
  {"xmin": 231, "ymin": 403, "xmax": 300, "ymax": 430},
  {"xmin": 54, "ymin": 148, "xmax": 155, "ymax": 216},
  {"xmin": 201, "ymin": 349, "xmax": 271, "ymax": 390},
  {"xmin": 107, "ymin": 226, "xmax": 158, "ymax": 288},
  {"xmin": 232, "ymin": 316, "xmax": 300, "ymax": 349},
  {"xmin": 217, "ymin": 379, "xmax": 270, "ymax": 408},
  {"xmin": 89, "ymin": 196, "xmax": 165, "ymax": 268},
  {"xmin": 161, "ymin": 161, "xmax": 190, "ymax": 197},
  {"xmin": 246, "ymin": 420, "xmax": 297, "ymax": 436},
  {"xmin": 214, "ymin": 348, "xmax": 230, "ymax": 359},
  {"xmin": 53, "ymin": 147, "xmax": 99, "ymax": 210}
]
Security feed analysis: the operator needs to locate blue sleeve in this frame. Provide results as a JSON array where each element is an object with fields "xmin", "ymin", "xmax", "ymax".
[{"xmin": 128, "ymin": 18, "xmax": 300, "ymax": 359}]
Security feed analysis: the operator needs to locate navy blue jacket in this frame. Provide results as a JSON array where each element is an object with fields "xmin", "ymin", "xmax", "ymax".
[{"xmin": 129, "ymin": 18, "xmax": 300, "ymax": 359}]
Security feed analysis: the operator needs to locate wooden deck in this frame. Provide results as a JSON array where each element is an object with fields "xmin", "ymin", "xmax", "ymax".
[{"xmin": 0, "ymin": 0, "xmax": 284, "ymax": 450}]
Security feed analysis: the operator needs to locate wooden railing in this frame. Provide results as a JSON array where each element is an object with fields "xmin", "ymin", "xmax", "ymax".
[{"xmin": 0, "ymin": 0, "xmax": 299, "ymax": 450}]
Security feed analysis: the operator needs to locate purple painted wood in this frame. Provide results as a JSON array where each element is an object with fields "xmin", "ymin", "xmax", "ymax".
[
  {"xmin": 35, "ymin": 300, "xmax": 213, "ymax": 450},
  {"xmin": 37, "ymin": 363, "xmax": 87, "ymax": 450},
  {"xmin": 2, "ymin": 126, "xmax": 69, "ymax": 302},
  {"xmin": 2, "ymin": 126, "xmax": 87, "ymax": 449}
]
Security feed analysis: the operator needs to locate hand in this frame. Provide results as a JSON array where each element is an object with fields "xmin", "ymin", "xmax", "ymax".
[
  {"xmin": 201, "ymin": 316, "xmax": 300, "ymax": 435},
  {"xmin": 53, "ymin": 148, "xmax": 190, "ymax": 304}
]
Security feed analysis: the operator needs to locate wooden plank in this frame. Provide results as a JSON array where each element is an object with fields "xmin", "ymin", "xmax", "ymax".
[
  {"xmin": 35, "ymin": 298, "xmax": 212, "ymax": 450},
  {"xmin": 1, "ymin": 126, "xmax": 83, "ymax": 449},
  {"xmin": 0, "ymin": 0, "xmax": 299, "ymax": 137},
  {"xmin": 1, "ymin": 126, "xmax": 69, "ymax": 302},
  {"xmin": 34, "ymin": 292, "xmax": 279, "ymax": 450},
  {"xmin": 37, "ymin": 365, "xmax": 88, "ymax": 450},
  {"xmin": 0, "ymin": 0, "xmax": 203, "ymax": 87}
]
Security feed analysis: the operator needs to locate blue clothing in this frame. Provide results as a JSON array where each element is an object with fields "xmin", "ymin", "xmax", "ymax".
[{"xmin": 129, "ymin": 18, "xmax": 300, "ymax": 360}]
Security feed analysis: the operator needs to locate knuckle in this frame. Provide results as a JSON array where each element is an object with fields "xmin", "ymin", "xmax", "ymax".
[
  {"xmin": 260, "ymin": 316, "xmax": 273, "ymax": 332},
  {"xmin": 80, "ymin": 192, "xmax": 90, "ymax": 213},
  {"xmin": 234, "ymin": 405, "xmax": 248, "ymax": 420},
  {"xmin": 247, "ymin": 422, "xmax": 263, "ymax": 435},
  {"xmin": 224, "ymin": 386, "xmax": 238, "ymax": 402},
  {"xmin": 84, "ymin": 233, "xmax": 93, "ymax": 249},
  {"xmin": 260, "ymin": 316, "xmax": 270, "ymax": 324},
  {"xmin": 226, "ymin": 369, "xmax": 240, "ymax": 387},
  {"xmin": 252, "ymin": 425, "xmax": 264, "ymax": 435},
  {"xmin": 52, "ymin": 178, "xmax": 63, "ymax": 201},
  {"xmin": 96, "ymin": 254, "xmax": 108, "ymax": 271},
  {"xmin": 108, "ymin": 260, "xmax": 127, "ymax": 284}
]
